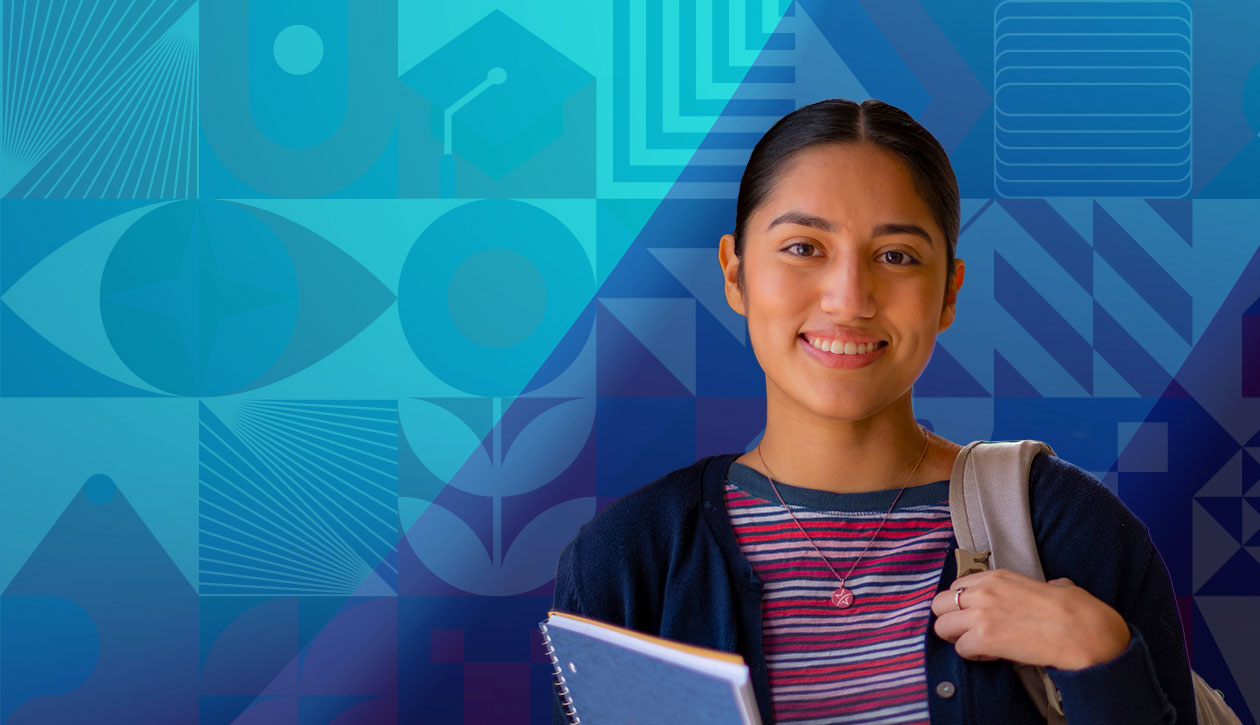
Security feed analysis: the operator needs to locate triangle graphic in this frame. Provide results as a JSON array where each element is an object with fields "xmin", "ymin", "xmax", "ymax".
[
  {"xmin": 994, "ymin": 351, "xmax": 1040, "ymax": 398},
  {"xmin": 792, "ymin": 0, "xmax": 868, "ymax": 106},
  {"xmin": 1092, "ymin": 351, "xmax": 1140, "ymax": 398},
  {"xmin": 1244, "ymin": 500, "xmax": 1260, "ymax": 546},
  {"xmin": 6, "ymin": 481, "xmax": 195, "ymax": 598},
  {"xmin": 596, "ymin": 302, "xmax": 693, "ymax": 397},
  {"xmin": 601, "ymin": 298, "xmax": 696, "ymax": 395},
  {"xmin": 1161, "ymin": 377, "xmax": 1192, "ymax": 398},
  {"xmin": 1247, "ymin": 499, "xmax": 1260, "ymax": 545},
  {"xmin": 1197, "ymin": 450, "xmax": 1243, "ymax": 497},
  {"xmin": 1193, "ymin": 501, "xmax": 1243, "ymax": 592},
  {"xmin": 1044, "ymin": 198, "xmax": 1093, "ymax": 244},
  {"xmin": 1198, "ymin": 497, "xmax": 1244, "ymax": 544},
  {"xmin": 917, "ymin": 343, "xmax": 990, "ymax": 397},
  {"xmin": 960, "ymin": 199, "xmax": 991, "ymax": 231},
  {"xmin": 1146, "ymin": 198, "xmax": 1193, "ymax": 247},
  {"xmin": 1244, "ymin": 448, "xmax": 1260, "ymax": 495},
  {"xmin": 1196, "ymin": 597, "xmax": 1260, "ymax": 718},
  {"xmin": 1197, "ymin": 548, "xmax": 1260, "ymax": 595},
  {"xmin": 1189, "ymin": 599, "xmax": 1250, "ymax": 720},
  {"xmin": 648, "ymin": 248, "xmax": 745, "ymax": 344}
]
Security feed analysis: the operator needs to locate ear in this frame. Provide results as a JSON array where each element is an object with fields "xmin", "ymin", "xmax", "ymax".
[
  {"xmin": 938, "ymin": 258, "xmax": 965, "ymax": 333},
  {"xmin": 719, "ymin": 233, "xmax": 746, "ymax": 317}
]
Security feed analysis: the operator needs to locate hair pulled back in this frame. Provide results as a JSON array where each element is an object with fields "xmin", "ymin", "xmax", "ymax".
[{"xmin": 733, "ymin": 98, "xmax": 960, "ymax": 298}]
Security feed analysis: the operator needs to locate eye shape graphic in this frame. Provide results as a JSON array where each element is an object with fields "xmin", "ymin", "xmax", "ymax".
[{"xmin": 1, "ymin": 200, "xmax": 395, "ymax": 396}]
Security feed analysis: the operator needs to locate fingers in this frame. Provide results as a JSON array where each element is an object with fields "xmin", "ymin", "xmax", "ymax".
[
  {"xmin": 939, "ymin": 569, "xmax": 1049, "ymax": 616},
  {"xmin": 934, "ymin": 572, "xmax": 1088, "ymax": 669},
  {"xmin": 935, "ymin": 608, "xmax": 1007, "ymax": 662},
  {"xmin": 932, "ymin": 587, "xmax": 968, "ymax": 617},
  {"xmin": 939, "ymin": 568, "xmax": 1021, "ymax": 612},
  {"xmin": 933, "ymin": 609, "xmax": 973, "ymax": 643},
  {"xmin": 932, "ymin": 578, "xmax": 985, "ymax": 617},
  {"xmin": 953, "ymin": 629, "xmax": 992, "ymax": 661}
]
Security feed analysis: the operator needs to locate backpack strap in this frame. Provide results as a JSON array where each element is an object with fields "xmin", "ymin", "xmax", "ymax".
[
  {"xmin": 948, "ymin": 439, "xmax": 1066, "ymax": 723},
  {"xmin": 951, "ymin": 440, "xmax": 1245, "ymax": 724}
]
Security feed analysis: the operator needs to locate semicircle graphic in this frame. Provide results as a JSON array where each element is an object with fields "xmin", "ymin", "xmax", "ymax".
[
  {"xmin": 4, "ymin": 477, "xmax": 198, "ymax": 724},
  {"xmin": 0, "ymin": 596, "xmax": 99, "ymax": 724},
  {"xmin": 2, "ymin": 200, "xmax": 395, "ymax": 397},
  {"xmin": 397, "ymin": 199, "xmax": 594, "ymax": 398},
  {"xmin": 224, "ymin": 202, "xmax": 398, "ymax": 393}
]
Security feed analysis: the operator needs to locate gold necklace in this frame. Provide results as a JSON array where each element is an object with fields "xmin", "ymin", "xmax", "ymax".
[{"xmin": 754, "ymin": 425, "xmax": 931, "ymax": 609}]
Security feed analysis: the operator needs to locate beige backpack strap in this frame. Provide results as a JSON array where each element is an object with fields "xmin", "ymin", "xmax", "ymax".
[{"xmin": 949, "ymin": 439, "xmax": 1065, "ymax": 722}]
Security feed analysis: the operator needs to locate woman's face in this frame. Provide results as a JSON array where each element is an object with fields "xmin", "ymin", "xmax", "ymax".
[{"xmin": 719, "ymin": 141, "xmax": 965, "ymax": 422}]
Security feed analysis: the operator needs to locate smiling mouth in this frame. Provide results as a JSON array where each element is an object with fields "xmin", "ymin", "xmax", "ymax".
[{"xmin": 799, "ymin": 333, "xmax": 888, "ymax": 356}]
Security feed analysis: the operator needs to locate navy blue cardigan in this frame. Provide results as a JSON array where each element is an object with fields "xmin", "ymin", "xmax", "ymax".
[{"xmin": 550, "ymin": 451, "xmax": 1195, "ymax": 724}]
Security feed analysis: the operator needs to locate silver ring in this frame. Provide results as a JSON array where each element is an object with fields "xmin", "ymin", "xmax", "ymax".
[{"xmin": 954, "ymin": 587, "xmax": 966, "ymax": 610}]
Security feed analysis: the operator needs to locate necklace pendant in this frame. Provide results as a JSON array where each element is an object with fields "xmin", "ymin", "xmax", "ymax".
[{"xmin": 831, "ymin": 586, "xmax": 854, "ymax": 609}]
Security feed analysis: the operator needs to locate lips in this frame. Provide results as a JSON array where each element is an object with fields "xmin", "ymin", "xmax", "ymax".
[
  {"xmin": 800, "ymin": 331, "xmax": 886, "ymax": 347},
  {"xmin": 798, "ymin": 333, "xmax": 888, "ymax": 370},
  {"xmin": 800, "ymin": 333, "xmax": 887, "ymax": 354}
]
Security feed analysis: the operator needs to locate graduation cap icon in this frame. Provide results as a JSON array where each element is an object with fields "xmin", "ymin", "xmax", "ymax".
[{"xmin": 401, "ymin": 10, "xmax": 593, "ymax": 193}]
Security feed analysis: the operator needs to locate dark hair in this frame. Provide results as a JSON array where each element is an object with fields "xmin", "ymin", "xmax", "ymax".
[{"xmin": 733, "ymin": 98, "xmax": 959, "ymax": 301}]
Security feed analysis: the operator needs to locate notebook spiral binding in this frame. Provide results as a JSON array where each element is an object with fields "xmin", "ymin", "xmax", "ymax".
[{"xmin": 539, "ymin": 621, "xmax": 581, "ymax": 724}]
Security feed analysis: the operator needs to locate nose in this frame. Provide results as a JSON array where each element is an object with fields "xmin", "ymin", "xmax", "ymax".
[{"xmin": 818, "ymin": 251, "xmax": 876, "ymax": 319}]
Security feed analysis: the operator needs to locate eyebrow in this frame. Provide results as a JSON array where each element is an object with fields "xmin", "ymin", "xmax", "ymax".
[{"xmin": 765, "ymin": 210, "xmax": 935, "ymax": 248}]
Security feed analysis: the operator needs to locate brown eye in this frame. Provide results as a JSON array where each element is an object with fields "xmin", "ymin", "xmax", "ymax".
[
  {"xmin": 882, "ymin": 250, "xmax": 919, "ymax": 266},
  {"xmin": 785, "ymin": 242, "xmax": 816, "ymax": 257}
]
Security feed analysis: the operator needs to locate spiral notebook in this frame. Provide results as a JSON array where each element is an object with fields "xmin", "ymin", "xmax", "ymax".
[{"xmin": 539, "ymin": 610, "xmax": 761, "ymax": 724}]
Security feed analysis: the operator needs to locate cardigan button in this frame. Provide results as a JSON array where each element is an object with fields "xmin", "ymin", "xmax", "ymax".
[{"xmin": 935, "ymin": 681, "xmax": 956, "ymax": 699}]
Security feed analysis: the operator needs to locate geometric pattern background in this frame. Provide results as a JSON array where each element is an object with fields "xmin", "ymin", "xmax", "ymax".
[{"xmin": 1, "ymin": 1, "xmax": 1258, "ymax": 722}]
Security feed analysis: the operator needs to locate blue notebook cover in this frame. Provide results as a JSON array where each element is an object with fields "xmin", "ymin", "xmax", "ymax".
[{"xmin": 540, "ymin": 610, "xmax": 761, "ymax": 724}]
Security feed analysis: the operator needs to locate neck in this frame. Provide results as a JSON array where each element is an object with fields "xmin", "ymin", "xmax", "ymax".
[{"xmin": 750, "ymin": 387, "xmax": 938, "ymax": 494}]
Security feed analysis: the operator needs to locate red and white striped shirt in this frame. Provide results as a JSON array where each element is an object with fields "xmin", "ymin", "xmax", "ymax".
[{"xmin": 724, "ymin": 461, "xmax": 953, "ymax": 724}]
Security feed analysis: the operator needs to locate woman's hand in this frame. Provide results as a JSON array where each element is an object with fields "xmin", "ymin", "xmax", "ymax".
[{"xmin": 931, "ymin": 568, "xmax": 1131, "ymax": 670}]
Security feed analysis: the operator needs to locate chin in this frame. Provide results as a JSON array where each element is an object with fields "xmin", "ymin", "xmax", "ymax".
[{"xmin": 801, "ymin": 393, "xmax": 881, "ymax": 422}]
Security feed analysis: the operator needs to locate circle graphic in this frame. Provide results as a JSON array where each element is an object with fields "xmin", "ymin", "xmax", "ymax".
[
  {"xmin": 398, "ymin": 200, "xmax": 594, "ymax": 397},
  {"xmin": 84, "ymin": 474, "xmax": 115, "ymax": 505},
  {"xmin": 448, "ymin": 248, "xmax": 546, "ymax": 348},
  {"xmin": 273, "ymin": 24, "xmax": 324, "ymax": 76},
  {"xmin": 101, "ymin": 201, "xmax": 299, "ymax": 396}
]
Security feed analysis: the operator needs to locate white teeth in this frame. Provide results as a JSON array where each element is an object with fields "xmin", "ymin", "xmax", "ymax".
[{"xmin": 809, "ymin": 337, "xmax": 881, "ymax": 355}]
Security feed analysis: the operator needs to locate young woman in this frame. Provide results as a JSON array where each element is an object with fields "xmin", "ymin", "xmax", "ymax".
[{"xmin": 551, "ymin": 99, "xmax": 1195, "ymax": 724}]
